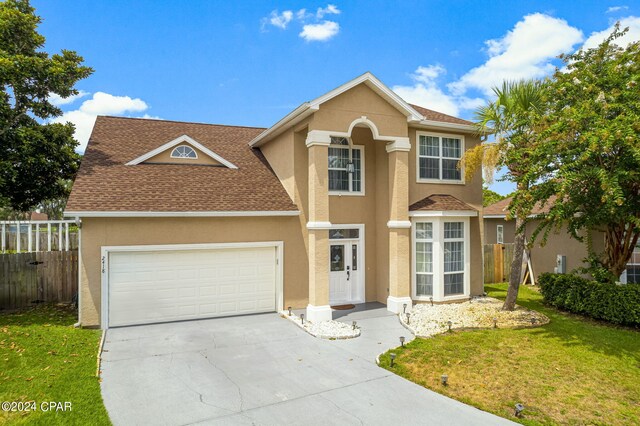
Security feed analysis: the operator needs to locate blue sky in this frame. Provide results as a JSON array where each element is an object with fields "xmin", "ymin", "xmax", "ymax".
[{"xmin": 35, "ymin": 0, "xmax": 640, "ymax": 194}]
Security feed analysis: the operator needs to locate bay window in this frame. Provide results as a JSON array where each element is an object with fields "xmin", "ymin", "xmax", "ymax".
[{"xmin": 412, "ymin": 218, "xmax": 470, "ymax": 301}]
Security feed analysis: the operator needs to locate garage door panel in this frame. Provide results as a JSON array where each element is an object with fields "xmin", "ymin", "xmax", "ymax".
[{"xmin": 108, "ymin": 246, "xmax": 277, "ymax": 327}]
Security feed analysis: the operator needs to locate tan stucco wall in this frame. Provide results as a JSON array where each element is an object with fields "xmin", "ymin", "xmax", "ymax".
[
  {"xmin": 260, "ymin": 129, "xmax": 295, "ymax": 200},
  {"xmin": 310, "ymin": 83, "xmax": 408, "ymax": 137},
  {"xmin": 79, "ymin": 216, "xmax": 307, "ymax": 327},
  {"xmin": 144, "ymin": 142, "xmax": 223, "ymax": 166},
  {"xmin": 484, "ymin": 218, "xmax": 516, "ymax": 245}
]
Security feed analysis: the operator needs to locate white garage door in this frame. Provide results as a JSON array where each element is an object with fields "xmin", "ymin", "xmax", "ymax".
[{"xmin": 107, "ymin": 245, "xmax": 278, "ymax": 327}]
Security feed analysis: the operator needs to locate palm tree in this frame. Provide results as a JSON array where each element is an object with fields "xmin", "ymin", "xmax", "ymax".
[{"xmin": 464, "ymin": 80, "xmax": 545, "ymax": 310}]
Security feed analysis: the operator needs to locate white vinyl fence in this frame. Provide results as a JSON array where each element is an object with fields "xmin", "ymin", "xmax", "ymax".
[{"xmin": 0, "ymin": 220, "xmax": 79, "ymax": 253}]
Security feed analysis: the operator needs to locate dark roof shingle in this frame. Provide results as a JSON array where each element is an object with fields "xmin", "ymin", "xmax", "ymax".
[
  {"xmin": 409, "ymin": 194, "xmax": 477, "ymax": 212},
  {"xmin": 66, "ymin": 116, "xmax": 297, "ymax": 213},
  {"xmin": 410, "ymin": 104, "xmax": 474, "ymax": 126}
]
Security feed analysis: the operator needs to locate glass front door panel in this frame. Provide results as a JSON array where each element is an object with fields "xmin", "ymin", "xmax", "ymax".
[{"xmin": 330, "ymin": 245, "xmax": 345, "ymax": 272}]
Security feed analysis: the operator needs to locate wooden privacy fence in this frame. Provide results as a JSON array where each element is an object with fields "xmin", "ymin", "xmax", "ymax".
[
  {"xmin": 0, "ymin": 251, "xmax": 78, "ymax": 310},
  {"xmin": 484, "ymin": 243, "xmax": 514, "ymax": 284},
  {"xmin": 1, "ymin": 220, "xmax": 79, "ymax": 253}
]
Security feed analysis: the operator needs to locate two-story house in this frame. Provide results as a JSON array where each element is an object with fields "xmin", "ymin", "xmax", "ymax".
[{"xmin": 66, "ymin": 73, "xmax": 484, "ymax": 328}]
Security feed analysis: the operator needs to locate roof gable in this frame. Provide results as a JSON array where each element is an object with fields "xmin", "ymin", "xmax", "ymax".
[{"xmin": 125, "ymin": 134, "xmax": 238, "ymax": 169}]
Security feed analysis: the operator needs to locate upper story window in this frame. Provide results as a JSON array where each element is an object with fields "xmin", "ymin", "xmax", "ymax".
[
  {"xmin": 170, "ymin": 145, "xmax": 197, "ymax": 159},
  {"xmin": 417, "ymin": 132, "xmax": 463, "ymax": 183},
  {"xmin": 328, "ymin": 137, "xmax": 364, "ymax": 195}
]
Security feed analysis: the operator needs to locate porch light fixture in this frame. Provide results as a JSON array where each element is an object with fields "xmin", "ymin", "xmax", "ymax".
[
  {"xmin": 403, "ymin": 303, "xmax": 407, "ymax": 313},
  {"xmin": 352, "ymin": 321, "xmax": 357, "ymax": 330},
  {"xmin": 346, "ymin": 161, "xmax": 355, "ymax": 174},
  {"xmin": 514, "ymin": 403, "xmax": 525, "ymax": 417},
  {"xmin": 441, "ymin": 374, "xmax": 448, "ymax": 386},
  {"xmin": 429, "ymin": 296, "xmax": 433, "ymax": 306},
  {"xmin": 447, "ymin": 321, "xmax": 452, "ymax": 332},
  {"xmin": 493, "ymin": 317, "xmax": 498, "ymax": 328},
  {"xmin": 288, "ymin": 306, "xmax": 292, "ymax": 316},
  {"xmin": 390, "ymin": 353, "xmax": 396, "ymax": 367},
  {"xmin": 399, "ymin": 336, "xmax": 405, "ymax": 347},
  {"xmin": 300, "ymin": 313, "xmax": 305, "ymax": 325},
  {"xmin": 406, "ymin": 313, "xmax": 411, "ymax": 324}
]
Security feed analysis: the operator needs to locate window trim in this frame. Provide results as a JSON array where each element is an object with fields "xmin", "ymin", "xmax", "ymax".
[
  {"xmin": 416, "ymin": 131, "xmax": 465, "ymax": 184},
  {"xmin": 497, "ymin": 224, "xmax": 504, "ymax": 244},
  {"xmin": 411, "ymin": 217, "xmax": 471, "ymax": 302},
  {"xmin": 328, "ymin": 142, "xmax": 365, "ymax": 196},
  {"xmin": 170, "ymin": 145, "xmax": 198, "ymax": 159}
]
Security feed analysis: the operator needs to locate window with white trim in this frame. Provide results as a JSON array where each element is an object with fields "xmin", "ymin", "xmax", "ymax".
[
  {"xmin": 413, "ymin": 218, "xmax": 470, "ymax": 301},
  {"xmin": 417, "ymin": 133, "xmax": 463, "ymax": 181},
  {"xmin": 415, "ymin": 223, "xmax": 433, "ymax": 296},
  {"xmin": 170, "ymin": 145, "xmax": 197, "ymax": 159},
  {"xmin": 443, "ymin": 222, "xmax": 464, "ymax": 295},
  {"xmin": 625, "ymin": 244, "xmax": 640, "ymax": 284},
  {"xmin": 497, "ymin": 225, "xmax": 504, "ymax": 244},
  {"xmin": 328, "ymin": 137, "xmax": 363, "ymax": 194}
]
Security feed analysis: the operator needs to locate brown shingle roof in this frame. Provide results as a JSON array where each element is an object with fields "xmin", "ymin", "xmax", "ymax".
[
  {"xmin": 483, "ymin": 195, "xmax": 558, "ymax": 217},
  {"xmin": 66, "ymin": 116, "xmax": 298, "ymax": 213},
  {"xmin": 409, "ymin": 104, "xmax": 474, "ymax": 126},
  {"xmin": 409, "ymin": 194, "xmax": 477, "ymax": 212}
]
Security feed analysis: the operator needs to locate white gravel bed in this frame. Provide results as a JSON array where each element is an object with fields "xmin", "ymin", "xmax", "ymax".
[
  {"xmin": 280, "ymin": 312, "xmax": 360, "ymax": 339},
  {"xmin": 400, "ymin": 296, "xmax": 548, "ymax": 338}
]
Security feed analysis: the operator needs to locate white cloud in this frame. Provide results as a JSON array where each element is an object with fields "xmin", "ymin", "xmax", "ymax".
[
  {"xmin": 264, "ymin": 10, "xmax": 293, "ymax": 30},
  {"xmin": 392, "ymin": 65, "xmax": 484, "ymax": 117},
  {"xmin": 582, "ymin": 16, "xmax": 640, "ymax": 50},
  {"xmin": 299, "ymin": 21, "xmax": 340, "ymax": 42},
  {"xmin": 262, "ymin": 5, "xmax": 341, "ymax": 40},
  {"xmin": 607, "ymin": 6, "xmax": 628, "ymax": 13},
  {"xmin": 316, "ymin": 4, "xmax": 340, "ymax": 18},
  {"xmin": 52, "ymin": 92, "xmax": 150, "ymax": 152},
  {"xmin": 48, "ymin": 90, "xmax": 89, "ymax": 106},
  {"xmin": 448, "ymin": 13, "xmax": 583, "ymax": 96}
]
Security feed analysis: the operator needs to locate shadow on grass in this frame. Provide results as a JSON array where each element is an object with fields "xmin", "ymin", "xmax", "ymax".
[
  {"xmin": 486, "ymin": 283, "xmax": 640, "ymax": 364},
  {"xmin": 0, "ymin": 304, "xmax": 77, "ymax": 327}
]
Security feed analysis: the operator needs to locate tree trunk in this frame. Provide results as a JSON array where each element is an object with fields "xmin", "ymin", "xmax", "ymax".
[
  {"xmin": 503, "ymin": 195, "xmax": 528, "ymax": 310},
  {"xmin": 604, "ymin": 225, "xmax": 640, "ymax": 280}
]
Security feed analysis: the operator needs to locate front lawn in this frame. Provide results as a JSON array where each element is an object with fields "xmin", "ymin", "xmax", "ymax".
[
  {"xmin": 380, "ymin": 284, "xmax": 640, "ymax": 425},
  {"xmin": 0, "ymin": 305, "xmax": 110, "ymax": 425}
]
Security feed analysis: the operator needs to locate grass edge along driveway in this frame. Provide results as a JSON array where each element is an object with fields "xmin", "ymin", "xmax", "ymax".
[
  {"xmin": 380, "ymin": 284, "xmax": 640, "ymax": 425},
  {"xmin": 0, "ymin": 304, "xmax": 111, "ymax": 425}
]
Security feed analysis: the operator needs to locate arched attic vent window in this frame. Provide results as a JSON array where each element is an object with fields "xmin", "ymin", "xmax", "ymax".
[{"xmin": 170, "ymin": 145, "xmax": 197, "ymax": 159}]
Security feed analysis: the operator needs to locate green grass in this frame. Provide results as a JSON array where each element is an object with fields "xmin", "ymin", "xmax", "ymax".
[
  {"xmin": 381, "ymin": 284, "xmax": 640, "ymax": 425},
  {"xmin": 0, "ymin": 305, "xmax": 110, "ymax": 425}
]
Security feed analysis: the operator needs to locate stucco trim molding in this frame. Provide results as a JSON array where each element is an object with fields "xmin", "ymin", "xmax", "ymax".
[
  {"xmin": 387, "ymin": 296, "xmax": 413, "ymax": 314},
  {"xmin": 125, "ymin": 134, "xmax": 238, "ymax": 169},
  {"xmin": 306, "ymin": 304, "xmax": 333, "ymax": 322},
  {"xmin": 306, "ymin": 221, "xmax": 333, "ymax": 230},
  {"xmin": 385, "ymin": 138, "xmax": 411, "ymax": 153},
  {"xmin": 305, "ymin": 130, "xmax": 333, "ymax": 147},
  {"xmin": 64, "ymin": 210, "xmax": 300, "ymax": 218},
  {"xmin": 409, "ymin": 210, "xmax": 478, "ymax": 218},
  {"xmin": 387, "ymin": 220, "xmax": 412, "ymax": 229}
]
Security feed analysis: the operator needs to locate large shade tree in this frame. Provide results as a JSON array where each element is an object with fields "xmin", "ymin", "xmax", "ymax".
[
  {"xmin": 516, "ymin": 26, "xmax": 640, "ymax": 282},
  {"xmin": 0, "ymin": 0, "xmax": 92, "ymax": 212},
  {"xmin": 464, "ymin": 80, "xmax": 545, "ymax": 310}
]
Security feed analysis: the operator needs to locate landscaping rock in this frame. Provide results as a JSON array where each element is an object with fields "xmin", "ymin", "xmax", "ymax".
[
  {"xmin": 281, "ymin": 312, "xmax": 360, "ymax": 339},
  {"xmin": 400, "ymin": 296, "xmax": 549, "ymax": 337}
]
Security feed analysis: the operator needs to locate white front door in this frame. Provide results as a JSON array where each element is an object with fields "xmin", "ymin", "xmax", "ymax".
[{"xmin": 329, "ymin": 241, "xmax": 360, "ymax": 304}]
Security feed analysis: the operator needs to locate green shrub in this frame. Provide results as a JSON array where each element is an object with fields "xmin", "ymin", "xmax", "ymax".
[{"xmin": 538, "ymin": 273, "xmax": 640, "ymax": 327}]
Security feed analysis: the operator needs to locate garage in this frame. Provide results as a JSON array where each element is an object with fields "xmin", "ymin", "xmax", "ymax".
[{"xmin": 103, "ymin": 243, "xmax": 282, "ymax": 327}]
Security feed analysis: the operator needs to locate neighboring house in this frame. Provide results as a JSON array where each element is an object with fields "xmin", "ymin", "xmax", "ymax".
[
  {"xmin": 66, "ymin": 72, "xmax": 484, "ymax": 329},
  {"xmin": 483, "ymin": 197, "xmax": 638, "ymax": 283}
]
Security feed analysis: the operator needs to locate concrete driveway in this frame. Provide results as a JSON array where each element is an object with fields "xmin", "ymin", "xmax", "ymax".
[{"xmin": 100, "ymin": 305, "xmax": 513, "ymax": 425}]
